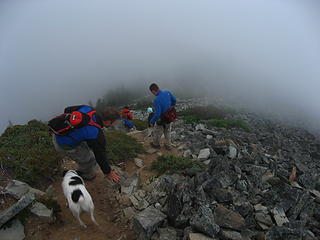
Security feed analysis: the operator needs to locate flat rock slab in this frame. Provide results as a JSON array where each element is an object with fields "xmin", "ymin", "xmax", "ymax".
[
  {"xmin": 30, "ymin": 201, "xmax": 54, "ymax": 222},
  {"xmin": 189, "ymin": 233, "xmax": 216, "ymax": 240},
  {"xmin": 214, "ymin": 204, "xmax": 245, "ymax": 231},
  {"xmin": 0, "ymin": 219, "xmax": 25, "ymax": 240},
  {"xmin": 0, "ymin": 192, "xmax": 35, "ymax": 228},
  {"xmin": 5, "ymin": 180, "xmax": 45, "ymax": 199}
]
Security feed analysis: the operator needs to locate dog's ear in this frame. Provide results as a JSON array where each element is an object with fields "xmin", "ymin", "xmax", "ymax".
[
  {"xmin": 62, "ymin": 170, "xmax": 68, "ymax": 177},
  {"xmin": 75, "ymin": 170, "xmax": 83, "ymax": 176}
]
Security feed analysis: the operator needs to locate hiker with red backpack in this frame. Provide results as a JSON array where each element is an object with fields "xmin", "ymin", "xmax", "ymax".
[
  {"xmin": 48, "ymin": 105, "xmax": 121, "ymax": 183},
  {"xmin": 119, "ymin": 106, "xmax": 133, "ymax": 121},
  {"xmin": 148, "ymin": 83, "xmax": 177, "ymax": 150}
]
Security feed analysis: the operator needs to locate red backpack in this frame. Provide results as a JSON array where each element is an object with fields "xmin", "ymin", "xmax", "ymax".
[
  {"xmin": 48, "ymin": 110, "xmax": 102, "ymax": 136},
  {"xmin": 161, "ymin": 106, "xmax": 177, "ymax": 123}
]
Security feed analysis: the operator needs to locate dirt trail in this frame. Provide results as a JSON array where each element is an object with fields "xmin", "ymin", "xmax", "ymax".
[{"xmin": 24, "ymin": 130, "xmax": 181, "ymax": 240}]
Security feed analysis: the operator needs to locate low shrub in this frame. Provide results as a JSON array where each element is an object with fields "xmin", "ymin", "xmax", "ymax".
[
  {"xmin": 0, "ymin": 120, "xmax": 61, "ymax": 187},
  {"xmin": 105, "ymin": 130, "xmax": 145, "ymax": 163},
  {"xmin": 208, "ymin": 119, "xmax": 250, "ymax": 131},
  {"xmin": 179, "ymin": 105, "xmax": 230, "ymax": 123},
  {"xmin": 131, "ymin": 119, "xmax": 149, "ymax": 131},
  {"xmin": 151, "ymin": 155, "xmax": 203, "ymax": 175}
]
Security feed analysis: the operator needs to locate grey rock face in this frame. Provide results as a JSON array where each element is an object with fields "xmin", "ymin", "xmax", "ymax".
[
  {"xmin": 190, "ymin": 205, "xmax": 220, "ymax": 237},
  {"xmin": 0, "ymin": 219, "xmax": 25, "ymax": 240},
  {"xmin": 0, "ymin": 192, "xmax": 35, "ymax": 228},
  {"xmin": 133, "ymin": 206, "xmax": 167, "ymax": 240}
]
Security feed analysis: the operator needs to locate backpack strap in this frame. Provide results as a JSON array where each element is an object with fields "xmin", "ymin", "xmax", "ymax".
[{"xmin": 86, "ymin": 110, "xmax": 103, "ymax": 129}]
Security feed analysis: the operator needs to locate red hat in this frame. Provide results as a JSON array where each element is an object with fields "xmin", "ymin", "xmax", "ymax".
[{"xmin": 69, "ymin": 111, "xmax": 83, "ymax": 126}]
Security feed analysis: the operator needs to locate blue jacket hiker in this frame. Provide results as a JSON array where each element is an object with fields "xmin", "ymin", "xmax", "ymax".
[{"xmin": 50, "ymin": 105, "xmax": 121, "ymax": 182}]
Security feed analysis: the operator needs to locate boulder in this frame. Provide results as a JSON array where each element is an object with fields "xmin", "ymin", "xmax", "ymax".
[
  {"xmin": 0, "ymin": 219, "xmax": 25, "ymax": 240},
  {"xmin": 213, "ymin": 205, "xmax": 245, "ymax": 231}
]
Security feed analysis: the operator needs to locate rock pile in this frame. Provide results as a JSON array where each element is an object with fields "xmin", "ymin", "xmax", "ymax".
[{"xmin": 128, "ymin": 107, "xmax": 320, "ymax": 239}]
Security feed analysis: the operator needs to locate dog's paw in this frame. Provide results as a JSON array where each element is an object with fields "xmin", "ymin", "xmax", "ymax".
[{"xmin": 80, "ymin": 223, "xmax": 87, "ymax": 229}]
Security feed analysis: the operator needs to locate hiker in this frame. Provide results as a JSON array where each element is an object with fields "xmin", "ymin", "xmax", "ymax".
[
  {"xmin": 119, "ymin": 106, "xmax": 133, "ymax": 120},
  {"xmin": 103, "ymin": 107, "xmax": 135, "ymax": 132},
  {"xmin": 147, "ymin": 107, "xmax": 154, "ymax": 123},
  {"xmin": 148, "ymin": 83, "xmax": 177, "ymax": 149},
  {"xmin": 49, "ymin": 105, "xmax": 121, "ymax": 183}
]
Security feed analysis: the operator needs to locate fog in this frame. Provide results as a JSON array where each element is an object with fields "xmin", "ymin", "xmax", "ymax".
[{"xmin": 1, "ymin": 0, "xmax": 320, "ymax": 134}]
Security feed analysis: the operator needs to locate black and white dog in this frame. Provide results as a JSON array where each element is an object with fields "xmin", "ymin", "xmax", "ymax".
[{"xmin": 62, "ymin": 170, "xmax": 98, "ymax": 228}]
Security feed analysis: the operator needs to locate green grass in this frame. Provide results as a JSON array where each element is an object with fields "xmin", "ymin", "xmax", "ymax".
[
  {"xmin": 151, "ymin": 155, "xmax": 203, "ymax": 175},
  {"xmin": 179, "ymin": 105, "xmax": 231, "ymax": 123},
  {"xmin": 207, "ymin": 119, "xmax": 250, "ymax": 131},
  {"xmin": 105, "ymin": 130, "xmax": 145, "ymax": 163},
  {"xmin": 0, "ymin": 120, "xmax": 62, "ymax": 187},
  {"xmin": 131, "ymin": 119, "xmax": 149, "ymax": 131},
  {"xmin": 182, "ymin": 115, "xmax": 200, "ymax": 124}
]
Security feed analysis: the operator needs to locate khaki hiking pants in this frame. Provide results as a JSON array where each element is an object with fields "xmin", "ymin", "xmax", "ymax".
[
  {"xmin": 53, "ymin": 136, "xmax": 97, "ymax": 178},
  {"xmin": 152, "ymin": 122, "xmax": 172, "ymax": 147}
]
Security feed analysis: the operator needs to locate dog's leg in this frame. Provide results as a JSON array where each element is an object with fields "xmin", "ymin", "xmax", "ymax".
[
  {"xmin": 90, "ymin": 207, "xmax": 99, "ymax": 226},
  {"xmin": 72, "ymin": 209, "xmax": 87, "ymax": 228}
]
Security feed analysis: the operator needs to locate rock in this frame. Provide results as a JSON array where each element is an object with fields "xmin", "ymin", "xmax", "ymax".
[
  {"xmin": 5, "ymin": 180, "xmax": 45, "ymax": 200},
  {"xmin": 195, "ymin": 124, "xmax": 206, "ymax": 131},
  {"xmin": 0, "ymin": 219, "xmax": 25, "ymax": 240},
  {"xmin": 198, "ymin": 148, "xmax": 211, "ymax": 161},
  {"xmin": 228, "ymin": 146, "xmax": 237, "ymax": 159},
  {"xmin": 254, "ymin": 204, "xmax": 268, "ymax": 213},
  {"xmin": 270, "ymin": 207, "xmax": 289, "ymax": 226},
  {"xmin": 255, "ymin": 212, "xmax": 273, "ymax": 229},
  {"xmin": 183, "ymin": 150, "xmax": 192, "ymax": 158},
  {"xmin": 221, "ymin": 230, "xmax": 243, "ymax": 240},
  {"xmin": 207, "ymin": 188, "xmax": 233, "ymax": 204},
  {"xmin": 235, "ymin": 180, "xmax": 248, "ymax": 192},
  {"xmin": 265, "ymin": 225, "xmax": 304, "ymax": 240},
  {"xmin": 203, "ymin": 160, "xmax": 211, "ymax": 165},
  {"xmin": 134, "ymin": 158, "xmax": 144, "ymax": 168},
  {"xmin": 45, "ymin": 185, "xmax": 55, "ymax": 199},
  {"xmin": 30, "ymin": 201, "xmax": 54, "ymax": 222},
  {"xmin": 190, "ymin": 205, "xmax": 220, "ymax": 237},
  {"xmin": 189, "ymin": 233, "xmax": 216, "ymax": 240},
  {"xmin": 155, "ymin": 203, "xmax": 162, "ymax": 210},
  {"xmin": 130, "ymin": 195, "xmax": 149, "ymax": 211},
  {"xmin": 123, "ymin": 207, "xmax": 136, "ymax": 219},
  {"xmin": 214, "ymin": 204, "xmax": 245, "ymax": 231},
  {"xmin": 157, "ymin": 227, "xmax": 177, "ymax": 240},
  {"xmin": 147, "ymin": 148, "xmax": 158, "ymax": 154},
  {"xmin": 206, "ymin": 135, "xmax": 213, "ymax": 140},
  {"xmin": 133, "ymin": 206, "xmax": 167, "ymax": 240},
  {"xmin": 0, "ymin": 192, "xmax": 35, "ymax": 228},
  {"xmin": 121, "ymin": 173, "xmax": 140, "ymax": 195}
]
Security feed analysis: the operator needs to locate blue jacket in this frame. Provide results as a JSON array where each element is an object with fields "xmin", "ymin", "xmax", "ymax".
[
  {"xmin": 55, "ymin": 105, "xmax": 100, "ymax": 147},
  {"xmin": 149, "ymin": 90, "xmax": 176, "ymax": 124}
]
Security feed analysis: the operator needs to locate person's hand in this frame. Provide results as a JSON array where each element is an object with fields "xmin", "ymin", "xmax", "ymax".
[{"xmin": 106, "ymin": 170, "xmax": 121, "ymax": 183}]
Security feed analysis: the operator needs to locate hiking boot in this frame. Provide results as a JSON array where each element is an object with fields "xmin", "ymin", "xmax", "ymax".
[{"xmin": 149, "ymin": 142, "xmax": 161, "ymax": 149}]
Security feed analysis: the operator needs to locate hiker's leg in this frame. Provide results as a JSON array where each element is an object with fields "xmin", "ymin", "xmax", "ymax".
[
  {"xmin": 163, "ymin": 123, "xmax": 172, "ymax": 148},
  {"xmin": 53, "ymin": 136, "xmax": 96, "ymax": 178},
  {"xmin": 152, "ymin": 123, "xmax": 163, "ymax": 146},
  {"xmin": 70, "ymin": 142, "xmax": 97, "ymax": 179}
]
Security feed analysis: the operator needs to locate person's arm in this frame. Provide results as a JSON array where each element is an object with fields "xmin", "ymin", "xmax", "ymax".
[
  {"xmin": 86, "ymin": 130, "xmax": 111, "ymax": 174},
  {"xmin": 64, "ymin": 105, "xmax": 84, "ymax": 113},
  {"xmin": 170, "ymin": 93, "xmax": 176, "ymax": 106},
  {"xmin": 149, "ymin": 99, "xmax": 161, "ymax": 124}
]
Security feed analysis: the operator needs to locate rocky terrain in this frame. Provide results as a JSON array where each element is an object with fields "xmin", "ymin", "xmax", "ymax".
[
  {"xmin": 1, "ymin": 98, "xmax": 320, "ymax": 240},
  {"xmin": 131, "ymin": 99, "xmax": 320, "ymax": 239}
]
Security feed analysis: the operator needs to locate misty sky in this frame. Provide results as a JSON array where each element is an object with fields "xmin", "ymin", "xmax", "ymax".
[{"xmin": 0, "ymin": 0, "xmax": 320, "ymax": 134}]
